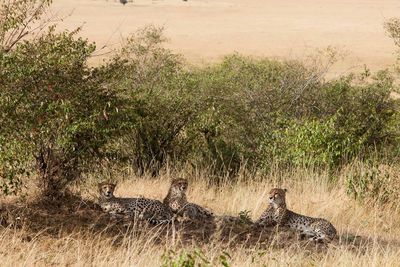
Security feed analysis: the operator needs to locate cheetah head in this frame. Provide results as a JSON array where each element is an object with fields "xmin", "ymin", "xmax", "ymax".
[
  {"xmin": 268, "ymin": 188, "xmax": 287, "ymax": 208},
  {"xmin": 170, "ymin": 178, "xmax": 188, "ymax": 196},
  {"xmin": 98, "ymin": 182, "xmax": 116, "ymax": 199}
]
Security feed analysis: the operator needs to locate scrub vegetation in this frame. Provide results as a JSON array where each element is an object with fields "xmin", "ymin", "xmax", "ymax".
[{"xmin": 0, "ymin": 1, "xmax": 399, "ymax": 266}]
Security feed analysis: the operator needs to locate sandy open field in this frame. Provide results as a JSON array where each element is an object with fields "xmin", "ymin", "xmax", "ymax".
[{"xmin": 49, "ymin": 0, "xmax": 400, "ymax": 77}]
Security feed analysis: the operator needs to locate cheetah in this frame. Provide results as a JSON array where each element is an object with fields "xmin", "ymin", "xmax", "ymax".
[
  {"xmin": 98, "ymin": 182, "xmax": 173, "ymax": 224},
  {"xmin": 255, "ymin": 188, "xmax": 336, "ymax": 242},
  {"xmin": 163, "ymin": 178, "xmax": 214, "ymax": 221}
]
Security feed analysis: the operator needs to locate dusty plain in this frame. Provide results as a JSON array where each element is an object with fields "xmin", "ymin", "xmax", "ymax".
[{"xmin": 50, "ymin": 0, "xmax": 400, "ymax": 77}]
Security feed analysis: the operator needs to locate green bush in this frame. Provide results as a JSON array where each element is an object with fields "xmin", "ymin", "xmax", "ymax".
[
  {"xmin": 161, "ymin": 249, "xmax": 231, "ymax": 267},
  {"xmin": 1, "ymin": 1, "xmax": 399, "ymax": 197},
  {"xmin": 0, "ymin": 0, "xmax": 53, "ymax": 52},
  {"xmin": 265, "ymin": 116, "xmax": 354, "ymax": 168},
  {"xmin": 112, "ymin": 26, "xmax": 205, "ymax": 176},
  {"xmin": 187, "ymin": 55, "xmax": 397, "ymax": 173},
  {"xmin": 266, "ymin": 71, "xmax": 396, "ymax": 169},
  {"xmin": 162, "ymin": 249, "xmax": 209, "ymax": 267},
  {"xmin": 0, "ymin": 27, "xmax": 123, "ymax": 195},
  {"xmin": 385, "ymin": 17, "xmax": 400, "ymax": 65},
  {"xmin": 345, "ymin": 162, "xmax": 400, "ymax": 205},
  {"xmin": 191, "ymin": 54, "xmax": 325, "ymax": 174},
  {"xmin": 0, "ymin": 138, "xmax": 27, "ymax": 195}
]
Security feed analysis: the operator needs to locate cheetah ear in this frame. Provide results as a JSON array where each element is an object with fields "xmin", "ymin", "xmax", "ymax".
[{"xmin": 283, "ymin": 188, "xmax": 288, "ymax": 193}]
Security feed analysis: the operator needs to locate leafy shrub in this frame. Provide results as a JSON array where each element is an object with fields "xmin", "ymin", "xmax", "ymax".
[
  {"xmin": 162, "ymin": 249, "xmax": 210, "ymax": 267},
  {"xmin": 266, "ymin": 71, "xmax": 396, "ymax": 169},
  {"xmin": 113, "ymin": 26, "xmax": 204, "ymax": 176},
  {"xmin": 265, "ymin": 116, "xmax": 356, "ymax": 168},
  {"xmin": 190, "ymin": 55, "xmax": 397, "ymax": 173},
  {"xmin": 0, "ymin": 27, "xmax": 123, "ymax": 195},
  {"xmin": 192, "ymin": 54, "xmax": 325, "ymax": 174},
  {"xmin": 0, "ymin": 138, "xmax": 27, "ymax": 195},
  {"xmin": 0, "ymin": 0, "xmax": 52, "ymax": 52},
  {"xmin": 161, "ymin": 249, "xmax": 231, "ymax": 267},
  {"xmin": 1, "ymin": 0, "xmax": 399, "ymax": 197},
  {"xmin": 238, "ymin": 210, "xmax": 253, "ymax": 224},
  {"xmin": 385, "ymin": 18, "xmax": 400, "ymax": 64},
  {"xmin": 345, "ymin": 162, "xmax": 400, "ymax": 205}
]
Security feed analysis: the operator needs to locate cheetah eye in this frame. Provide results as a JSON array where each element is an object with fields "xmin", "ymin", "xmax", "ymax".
[{"xmin": 274, "ymin": 194, "xmax": 279, "ymax": 197}]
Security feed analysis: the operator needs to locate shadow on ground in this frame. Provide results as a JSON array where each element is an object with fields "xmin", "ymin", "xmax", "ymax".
[{"xmin": 0, "ymin": 193, "xmax": 397, "ymax": 252}]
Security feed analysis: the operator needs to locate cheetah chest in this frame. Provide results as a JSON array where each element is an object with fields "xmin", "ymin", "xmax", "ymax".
[{"xmin": 169, "ymin": 199, "xmax": 185, "ymax": 213}]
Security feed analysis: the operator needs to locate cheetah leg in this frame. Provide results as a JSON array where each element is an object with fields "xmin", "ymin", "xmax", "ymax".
[
  {"xmin": 300, "ymin": 228, "xmax": 320, "ymax": 241},
  {"xmin": 299, "ymin": 233, "xmax": 307, "ymax": 240},
  {"xmin": 146, "ymin": 213, "xmax": 165, "ymax": 225},
  {"xmin": 110, "ymin": 212, "xmax": 122, "ymax": 219},
  {"xmin": 314, "ymin": 233, "xmax": 327, "ymax": 243},
  {"xmin": 307, "ymin": 229, "xmax": 326, "ymax": 243}
]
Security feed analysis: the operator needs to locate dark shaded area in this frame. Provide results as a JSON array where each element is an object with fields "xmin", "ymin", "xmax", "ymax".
[{"xmin": 0, "ymin": 193, "xmax": 397, "ymax": 253}]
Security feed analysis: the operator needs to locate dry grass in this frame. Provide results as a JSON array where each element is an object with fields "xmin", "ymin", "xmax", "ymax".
[{"xmin": 0, "ymin": 166, "xmax": 399, "ymax": 266}]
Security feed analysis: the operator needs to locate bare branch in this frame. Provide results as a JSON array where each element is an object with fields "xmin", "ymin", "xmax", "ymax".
[{"xmin": 0, "ymin": 0, "xmax": 53, "ymax": 52}]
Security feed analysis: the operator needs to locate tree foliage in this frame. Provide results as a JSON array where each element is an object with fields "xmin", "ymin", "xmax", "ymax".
[
  {"xmin": 0, "ymin": 1, "xmax": 399, "ymax": 199},
  {"xmin": 0, "ymin": 21, "xmax": 123, "ymax": 195}
]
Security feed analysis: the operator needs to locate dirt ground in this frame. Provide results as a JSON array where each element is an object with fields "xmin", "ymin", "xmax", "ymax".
[{"xmin": 49, "ymin": 0, "xmax": 400, "ymax": 77}]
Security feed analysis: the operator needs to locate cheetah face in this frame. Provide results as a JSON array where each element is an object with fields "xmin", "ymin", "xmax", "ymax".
[
  {"xmin": 171, "ymin": 178, "xmax": 188, "ymax": 195},
  {"xmin": 268, "ymin": 188, "xmax": 287, "ymax": 208},
  {"xmin": 98, "ymin": 182, "xmax": 116, "ymax": 199}
]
